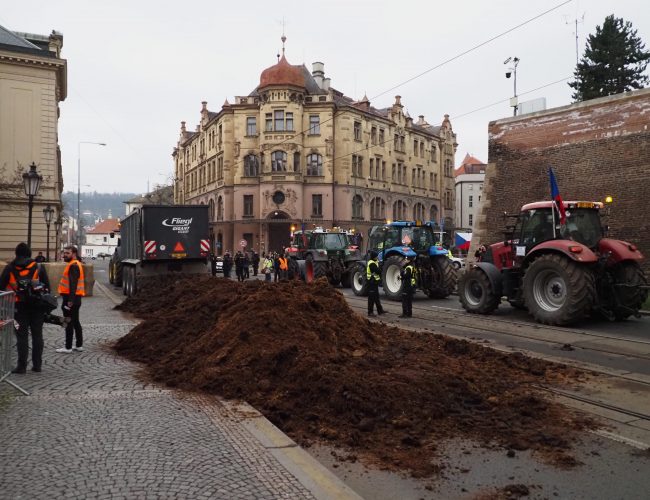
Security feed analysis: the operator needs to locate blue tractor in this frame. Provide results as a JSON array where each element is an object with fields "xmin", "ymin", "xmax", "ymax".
[{"xmin": 351, "ymin": 221, "xmax": 456, "ymax": 300}]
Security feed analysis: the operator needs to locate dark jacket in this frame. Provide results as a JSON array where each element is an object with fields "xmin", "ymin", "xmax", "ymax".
[{"xmin": 0, "ymin": 257, "xmax": 51, "ymax": 308}]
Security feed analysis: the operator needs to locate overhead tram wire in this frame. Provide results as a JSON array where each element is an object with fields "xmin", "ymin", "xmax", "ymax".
[
  {"xmin": 223, "ymin": 0, "xmax": 574, "ymax": 174},
  {"xmin": 452, "ymin": 76, "xmax": 573, "ymax": 120},
  {"xmin": 370, "ymin": 0, "xmax": 573, "ymax": 100}
]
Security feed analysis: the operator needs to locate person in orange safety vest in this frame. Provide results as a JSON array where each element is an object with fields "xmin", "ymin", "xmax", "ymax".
[
  {"xmin": 0, "ymin": 242, "xmax": 51, "ymax": 373},
  {"xmin": 56, "ymin": 245, "xmax": 85, "ymax": 354},
  {"xmin": 278, "ymin": 254, "xmax": 289, "ymax": 280}
]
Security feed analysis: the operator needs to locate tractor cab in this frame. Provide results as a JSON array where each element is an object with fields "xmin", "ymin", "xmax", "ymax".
[
  {"xmin": 515, "ymin": 201, "xmax": 604, "ymax": 251},
  {"xmin": 488, "ymin": 201, "xmax": 605, "ymax": 271},
  {"xmin": 367, "ymin": 221, "xmax": 442, "ymax": 259}
]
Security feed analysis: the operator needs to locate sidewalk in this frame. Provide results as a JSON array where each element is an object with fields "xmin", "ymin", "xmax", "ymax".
[{"xmin": 0, "ymin": 286, "xmax": 358, "ymax": 499}]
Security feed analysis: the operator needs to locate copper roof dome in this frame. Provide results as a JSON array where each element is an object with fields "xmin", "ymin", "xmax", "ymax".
[{"xmin": 259, "ymin": 55, "xmax": 305, "ymax": 89}]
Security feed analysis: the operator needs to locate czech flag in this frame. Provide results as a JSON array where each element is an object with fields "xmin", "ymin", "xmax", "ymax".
[
  {"xmin": 455, "ymin": 232, "xmax": 472, "ymax": 250},
  {"xmin": 549, "ymin": 167, "xmax": 566, "ymax": 225}
]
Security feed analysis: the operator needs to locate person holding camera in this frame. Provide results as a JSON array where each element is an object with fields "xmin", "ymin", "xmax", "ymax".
[{"xmin": 0, "ymin": 242, "xmax": 51, "ymax": 373}]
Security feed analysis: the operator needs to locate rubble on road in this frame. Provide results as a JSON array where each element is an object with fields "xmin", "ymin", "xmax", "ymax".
[{"xmin": 114, "ymin": 276, "xmax": 596, "ymax": 477}]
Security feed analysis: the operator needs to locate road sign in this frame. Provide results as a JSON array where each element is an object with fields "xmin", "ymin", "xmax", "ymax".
[{"xmin": 240, "ymin": 239, "xmax": 247, "ymax": 248}]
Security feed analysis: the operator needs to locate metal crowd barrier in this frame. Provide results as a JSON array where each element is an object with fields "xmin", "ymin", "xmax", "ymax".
[{"xmin": 0, "ymin": 291, "xmax": 29, "ymax": 395}]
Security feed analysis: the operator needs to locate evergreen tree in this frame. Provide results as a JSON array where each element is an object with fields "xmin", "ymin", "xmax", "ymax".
[{"xmin": 569, "ymin": 15, "xmax": 650, "ymax": 102}]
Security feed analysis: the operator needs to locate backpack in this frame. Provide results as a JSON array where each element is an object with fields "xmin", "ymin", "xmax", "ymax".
[{"xmin": 12, "ymin": 264, "xmax": 57, "ymax": 312}]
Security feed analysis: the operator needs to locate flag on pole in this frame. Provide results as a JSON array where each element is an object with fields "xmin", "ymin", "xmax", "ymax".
[{"xmin": 548, "ymin": 167, "xmax": 566, "ymax": 225}]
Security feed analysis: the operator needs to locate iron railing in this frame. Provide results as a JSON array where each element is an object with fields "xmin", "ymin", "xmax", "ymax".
[{"xmin": 0, "ymin": 291, "xmax": 29, "ymax": 395}]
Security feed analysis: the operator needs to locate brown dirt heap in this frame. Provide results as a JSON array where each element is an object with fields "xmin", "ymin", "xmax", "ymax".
[{"xmin": 114, "ymin": 276, "xmax": 594, "ymax": 477}]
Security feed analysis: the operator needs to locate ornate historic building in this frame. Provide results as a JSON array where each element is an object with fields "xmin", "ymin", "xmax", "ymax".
[
  {"xmin": 0, "ymin": 25, "xmax": 66, "ymax": 261},
  {"xmin": 173, "ymin": 42, "xmax": 457, "ymax": 255}
]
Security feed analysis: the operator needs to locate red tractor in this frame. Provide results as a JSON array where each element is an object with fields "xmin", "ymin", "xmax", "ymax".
[{"xmin": 458, "ymin": 200, "xmax": 648, "ymax": 326}]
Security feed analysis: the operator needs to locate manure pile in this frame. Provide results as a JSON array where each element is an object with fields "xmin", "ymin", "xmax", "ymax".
[{"xmin": 114, "ymin": 275, "xmax": 595, "ymax": 476}]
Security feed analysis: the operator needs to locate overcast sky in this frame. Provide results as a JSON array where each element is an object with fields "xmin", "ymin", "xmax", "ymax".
[{"xmin": 2, "ymin": 0, "xmax": 648, "ymax": 194}]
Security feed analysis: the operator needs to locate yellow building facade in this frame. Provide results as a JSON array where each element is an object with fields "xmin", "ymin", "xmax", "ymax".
[
  {"xmin": 0, "ymin": 26, "xmax": 66, "ymax": 261},
  {"xmin": 173, "ymin": 52, "xmax": 456, "ymax": 255}
]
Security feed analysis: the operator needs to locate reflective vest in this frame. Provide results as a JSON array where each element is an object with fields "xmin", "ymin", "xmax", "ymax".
[
  {"xmin": 366, "ymin": 259, "xmax": 381, "ymax": 282},
  {"xmin": 264, "ymin": 258, "xmax": 274, "ymax": 270},
  {"xmin": 58, "ymin": 259, "xmax": 86, "ymax": 296},
  {"xmin": 404, "ymin": 264, "xmax": 416, "ymax": 286},
  {"xmin": 279, "ymin": 257, "xmax": 288, "ymax": 271},
  {"xmin": 6, "ymin": 261, "xmax": 39, "ymax": 303}
]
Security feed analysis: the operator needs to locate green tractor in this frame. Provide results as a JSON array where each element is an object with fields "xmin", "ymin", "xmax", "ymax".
[{"xmin": 286, "ymin": 228, "xmax": 362, "ymax": 287}]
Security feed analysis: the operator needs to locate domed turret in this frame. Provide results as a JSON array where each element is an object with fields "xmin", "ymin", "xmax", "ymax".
[{"xmin": 259, "ymin": 55, "xmax": 305, "ymax": 89}]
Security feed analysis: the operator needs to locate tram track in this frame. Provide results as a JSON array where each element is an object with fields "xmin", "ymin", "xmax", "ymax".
[
  {"xmin": 343, "ymin": 293, "xmax": 650, "ymax": 364},
  {"xmin": 343, "ymin": 293, "xmax": 650, "ymax": 446}
]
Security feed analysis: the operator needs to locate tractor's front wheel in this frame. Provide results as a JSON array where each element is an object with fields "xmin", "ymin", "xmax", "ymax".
[
  {"xmin": 381, "ymin": 256, "xmax": 406, "ymax": 300},
  {"xmin": 458, "ymin": 267, "xmax": 500, "ymax": 314},
  {"xmin": 523, "ymin": 254, "xmax": 595, "ymax": 326},
  {"xmin": 351, "ymin": 263, "xmax": 369, "ymax": 296},
  {"xmin": 610, "ymin": 262, "xmax": 648, "ymax": 320}
]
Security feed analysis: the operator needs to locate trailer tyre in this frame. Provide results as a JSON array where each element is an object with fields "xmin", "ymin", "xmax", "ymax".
[
  {"xmin": 122, "ymin": 267, "xmax": 128, "ymax": 296},
  {"xmin": 523, "ymin": 253, "xmax": 595, "ymax": 326},
  {"xmin": 113, "ymin": 261, "xmax": 123, "ymax": 288},
  {"xmin": 458, "ymin": 267, "xmax": 500, "ymax": 314},
  {"xmin": 351, "ymin": 263, "xmax": 369, "ymax": 296},
  {"xmin": 381, "ymin": 256, "xmax": 406, "ymax": 301}
]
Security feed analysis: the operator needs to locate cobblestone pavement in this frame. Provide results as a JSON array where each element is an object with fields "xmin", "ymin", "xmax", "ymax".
[{"xmin": 0, "ymin": 290, "xmax": 315, "ymax": 499}]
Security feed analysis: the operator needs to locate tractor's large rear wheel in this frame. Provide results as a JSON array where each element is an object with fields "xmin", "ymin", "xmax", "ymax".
[
  {"xmin": 305, "ymin": 255, "xmax": 328, "ymax": 283},
  {"xmin": 382, "ymin": 256, "xmax": 406, "ymax": 300},
  {"xmin": 458, "ymin": 267, "xmax": 500, "ymax": 314},
  {"xmin": 351, "ymin": 263, "xmax": 369, "ymax": 296},
  {"xmin": 523, "ymin": 254, "xmax": 595, "ymax": 326},
  {"xmin": 426, "ymin": 255, "xmax": 456, "ymax": 299},
  {"xmin": 610, "ymin": 262, "xmax": 648, "ymax": 320}
]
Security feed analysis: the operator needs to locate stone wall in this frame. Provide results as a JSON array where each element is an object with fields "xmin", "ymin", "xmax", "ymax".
[{"xmin": 471, "ymin": 88, "xmax": 650, "ymax": 275}]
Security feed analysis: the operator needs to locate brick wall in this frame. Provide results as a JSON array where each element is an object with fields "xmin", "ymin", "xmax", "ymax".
[{"xmin": 471, "ymin": 88, "xmax": 650, "ymax": 275}]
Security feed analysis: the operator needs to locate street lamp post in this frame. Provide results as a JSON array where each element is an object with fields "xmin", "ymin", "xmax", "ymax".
[
  {"xmin": 22, "ymin": 162, "xmax": 43, "ymax": 250},
  {"xmin": 43, "ymin": 204, "xmax": 55, "ymax": 261},
  {"xmin": 78, "ymin": 141, "xmax": 107, "ymax": 247},
  {"xmin": 54, "ymin": 217, "xmax": 62, "ymax": 261}
]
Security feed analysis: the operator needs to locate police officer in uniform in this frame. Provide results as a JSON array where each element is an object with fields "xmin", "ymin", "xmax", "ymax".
[
  {"xmin": 366, "ymin": 251, "xmax": 385, "ymax": 317},
  {"xmin": 399, "ymin": 256, "xmax": 416, "ymax": 318}
]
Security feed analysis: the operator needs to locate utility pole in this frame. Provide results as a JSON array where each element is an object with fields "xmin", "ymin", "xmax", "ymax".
[{"xmin": 504, "ymin": 57, "xmax": 520, "ymax": 116}]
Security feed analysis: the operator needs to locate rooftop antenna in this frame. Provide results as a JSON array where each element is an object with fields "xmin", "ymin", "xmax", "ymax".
[{"xmin": 565, "ymin": 11, "xmax": 585, "ymax": 66}]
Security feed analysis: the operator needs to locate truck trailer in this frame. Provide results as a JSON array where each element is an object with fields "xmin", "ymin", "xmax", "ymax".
[{"xmin": 109, "ymin": 205, "xmax": 210, "ymax": 296}]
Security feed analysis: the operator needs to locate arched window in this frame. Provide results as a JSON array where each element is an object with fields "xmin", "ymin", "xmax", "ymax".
[
  {"xmin": 370, "ymin": 197, "xmax": 386, "ymax": 220},
  {"xmin": 217, "ymin": 196, "xmax": 224, "ymax": 221},
  {"xmin": 244, "ymin": 154, "xmax": 259, "ymax": 176},
  {"xmin": 430, "ymin": 204, "xmax": 438, "ymax": 223},
  {"xmin": 306, "ymin": 153, "xmax": 323, "ymax": 176},
  {"xmin": 392, "ymin": 200, "xmax": 407, "ymax": 220},
  {"xmin": 208, "ymin": 198, "xmax": 215, "ymax": 221},
  {"xmin": 413, "ymin": 202, "xmax": 425, "ymax": 221},
  {"xmin": 271, "ymin": 151, "xmax": 287, "ymax": 172},
  {"xmin": 352, "ymin": 194, "xmax": 363, "ymax": 219}
]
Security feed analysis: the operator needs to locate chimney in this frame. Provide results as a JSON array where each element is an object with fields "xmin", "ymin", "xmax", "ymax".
[
  {"xmin": 418, "ymin": 115, "xmax": 425, "ymax": 125},
  {"xmin": 322, "ymin": 77, "xmax": 331, "ymax": 91},
  {"xmin": 181, "ymin": 121, "xmax": 187, "ymax": 133},
  {"xmin": 312, "ymin": 61, "xmax": 325, "ymax": 88}
]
